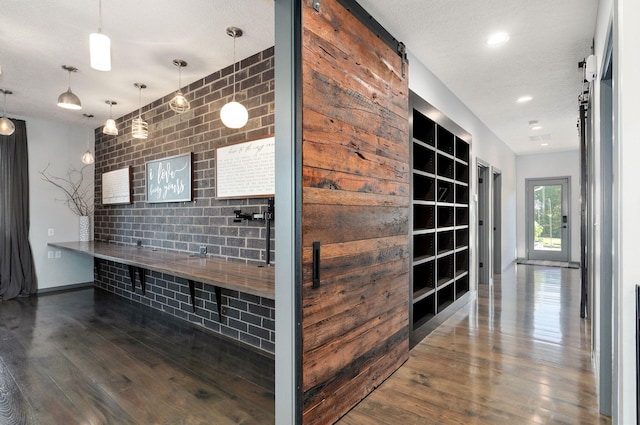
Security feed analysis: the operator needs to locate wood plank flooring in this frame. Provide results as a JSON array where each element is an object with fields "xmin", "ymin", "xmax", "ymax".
[
  {"xmin": 0, "ymin": 265, "xmax": 611, "ymax": 424},
  {"xmin": 338, "ymin": 264, "xmax": 611, "ymax": 425},
  {"xmin": 0, "ymin": 288, "xmax": 274, "ymax": 425}
]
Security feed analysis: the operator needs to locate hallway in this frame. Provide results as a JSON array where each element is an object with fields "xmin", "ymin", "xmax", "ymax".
[{"xmin": 339, "ymin": 265, "xmax": 610, "ymax": 424}]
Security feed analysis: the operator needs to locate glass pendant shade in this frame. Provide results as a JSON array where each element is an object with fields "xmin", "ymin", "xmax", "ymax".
[
  {"xmin": 169, "ymin": 59, "xmax": 190, "ymax": 113},
  {"xmin": 103, "ymin": 100, "xmax": 118, "ymax": 135},
  {"xmin": 90, "ymin": 32, "xmax": 111, "ymax": 71},
  {"xmin": 81, "ymin": 149, "xmax": 95, "ymax": 164},
  {"xmin": 220, "ymin": 101, "xmax": 248, "ymax": 129},
  {"xmin": 90, "ymin": 0, "xmax": 111, "ymax": 71},
  {"xmin": 0, "ymin": 89, "xmax": 15, "ymax": 136},
  {"xmin": 103, "ymin": 118, "xmax": 118, "ymax": 135},
  {"xmin": 132, "ymin": 117, "xmax": 148, "ymax": 139},
  {"xmin": 0, "ymin": 117, "xmax": 15, "ymax": 136},
  {"xmin": 58, "ymin": 66, "xmax": 82, "ymax": 110}
]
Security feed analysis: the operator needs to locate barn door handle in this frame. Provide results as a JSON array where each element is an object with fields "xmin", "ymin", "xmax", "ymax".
[{"xmin": 312, "ymin": 241, "xmax": 321, "ymax": 289}]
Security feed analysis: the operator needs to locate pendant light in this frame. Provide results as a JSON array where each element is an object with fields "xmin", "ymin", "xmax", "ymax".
[
  {"xmin": 103, "ymin": 100, "xmax": 118, "ymax": 135},
  {"xmin": 169, "ymin": 59, "xmax": 190, "ymax": 113},
  {"xmin": 132, "ymin": 83, "xmax": 148, "ymax": 139},
  {"xmin": 0, "ymin": 89, "xmax": 15, "ymax": 136},
  {"xmin": 81, "ymin": 113, "xmax": 95, "ymax": 164},
  {"xmin": 57, "ymin": 65, "xmax": 82, "ymax": 110},
  {"xmin": 220, "ymin": 27, "xmax": 248, "ymax": 129},
  {"xmin": 90, "ymin": 0, "xmax": 111, "ymax": 71},
  {"xmin": 81, "ymin": 150, "xmax": 95, "ymax": 164}
]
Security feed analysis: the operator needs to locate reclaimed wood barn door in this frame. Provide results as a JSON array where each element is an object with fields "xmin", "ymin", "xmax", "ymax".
[{"xmin": 300, "ymin": 0, "xmax": 410, "ymax": 423}]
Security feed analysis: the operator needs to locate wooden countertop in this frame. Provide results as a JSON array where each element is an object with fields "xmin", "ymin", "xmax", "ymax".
[{"xmin": 49, "ymin": 241, "xmax": 275, "ymax": 299}]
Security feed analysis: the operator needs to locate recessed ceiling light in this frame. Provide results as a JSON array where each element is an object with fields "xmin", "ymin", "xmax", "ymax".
[
  {"xmin": 528, "ymin": 120, "xmax": 543, "ymax": 131},
  {"xmin": 487, "ymin": 32, "xmax": 510, "ymax": 46},
  {"xmin": 541, "ymin": 143, "xmax": 549, "ymax": 146},
  {"xmin": 517, "ymin": 96, "xmax": 532, "ymax": 103}
]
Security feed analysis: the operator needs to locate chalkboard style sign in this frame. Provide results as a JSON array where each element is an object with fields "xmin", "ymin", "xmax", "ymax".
[
  {"xmin": 145, "ymin": 153, "xmax": 192, "ymax": 203},
  {"xmin": 102, "ymin": 167, "xmax": 132, "ymax": 205},
  {"xmin": 216, "ymin": 136, "xmax": 275, "ymax": 199}
]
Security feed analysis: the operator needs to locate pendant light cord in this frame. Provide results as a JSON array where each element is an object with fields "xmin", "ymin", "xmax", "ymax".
[
  {"xmin": 2, "ymin": 92, "xmax": 7, "ymax": 116},
  {"xmin": 232, "ymin": 34, "xmax": 236, "ymax": 101},
  {"xmin": 98, "ymin": 0, "xmax": 103, "ymax": 33},
  {"xmin": 138, "ymin": 86, "xmax": 142, "ymax": 118}
]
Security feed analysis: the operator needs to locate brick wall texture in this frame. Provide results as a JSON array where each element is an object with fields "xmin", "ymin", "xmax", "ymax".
[{"xmin": 93, "ymin": 47, "xmax": 275, "ymax": 354}]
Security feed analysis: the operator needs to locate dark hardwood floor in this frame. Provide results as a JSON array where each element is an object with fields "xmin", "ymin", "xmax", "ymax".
[
  {"xmin": 338, "ymin": 264, "xmax": 611, "ymax": 425},
  {"xmin": 1, "ymin": 265, "xmax": 611, "ymax": 424},
  {"xmin": 0, "ymin": 288, "xmax": 274, "ymax": 425}
]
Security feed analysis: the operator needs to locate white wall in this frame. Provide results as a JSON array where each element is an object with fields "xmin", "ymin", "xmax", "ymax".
[
  {"xmin": 516, "ymin": 150, "xmax": 581, "ymax": 262},
  {"xmin": 21, "ymin": 115, "xmax": 95, "ymax": 290},
  {"xmin": 613, "ymin": 0, "xmax": 640, "ymax": 422},
  {"xmin": 591, "ymin": 0, "xmax": 639, "ymax": 422},
  {"xmin": 408, "ymin": 51, "xmax": 518, "ymax": 285}
]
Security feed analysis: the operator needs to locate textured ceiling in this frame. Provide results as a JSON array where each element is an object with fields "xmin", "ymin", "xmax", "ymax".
[
  {"xmin": 1, "ymin": 0, "xmax": 275, "ymax": 128},
  {"xmin": 358, "ymin": 0, "xmax": 598, "ymax": 154},
  {"xmin": 1, "ymin": 0, "xmax": 597, "ymax": 155}
]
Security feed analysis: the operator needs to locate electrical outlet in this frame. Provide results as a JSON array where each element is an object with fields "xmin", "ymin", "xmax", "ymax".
[
  {"xmin": 48, "ymin": 228, "xmax": 54, "ymax": 236},
  {"xmin": 48, "ymin": 251, "xmax": 54, "ymax": 259},
  {"xmin": 199, "ymin": 246, "xmax": 207, "ymax": 255},
  {"xmin": 55, "ymin": 250, "xmax": 61, "ymax": 259}
]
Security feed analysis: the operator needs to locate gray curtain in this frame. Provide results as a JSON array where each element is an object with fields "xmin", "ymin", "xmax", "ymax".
[{"xmin": 0, "ymin": 119, "xmax": 37, "ymax": 300}]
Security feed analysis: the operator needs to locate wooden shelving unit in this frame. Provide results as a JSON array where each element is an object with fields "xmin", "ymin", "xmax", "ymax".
[{"xmin": 410, "ymin": 92, "xmax": 471, "ymax": 344}]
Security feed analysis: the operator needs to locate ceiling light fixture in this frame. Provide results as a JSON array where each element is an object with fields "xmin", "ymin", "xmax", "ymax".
[
  {"xmin": 90, "ymin": 0, "xmax": 111, "ymax": 71},
  {"xmin": 57, "ymin": 65, "xmax": 82, "ymax": 110},
  {"xmin": 0, "ymin": 89, "xmax": 16, "ymax": 136},
  {"xmin": 103, "ymin": 100, "xmax": 118, "ymax": 135},
  {"xmin": 529, "ymin": 120, "xmax": 542, "ymax": 131},
  {"xmin": 132, "ymin": 83, "xmax": 148, "ymax": 139},
  {"xmin": 82, "ymin": 113, "xmax": 95, "ymax": 164},
  {"xmin": 220, "ymin": 26, "xmax": 248, "ymax": 129},
  {"xmin": 82, "ymin": 149, "xmax": 95, "ymax": 164},
  {"xmin": 517, "ymin": 96, "xmax": 533, "ymax": 103},
  {"xmin": 169, "ymin": 59, "xmax": 190, "ymax": 114},
  {"xmin": 487, "ymin": 32, "xmax": 510, "ymax": 46}
]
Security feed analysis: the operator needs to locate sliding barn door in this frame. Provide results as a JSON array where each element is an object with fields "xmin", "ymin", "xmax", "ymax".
[{"xmin": 301, "ymin": 0, "xmax": 410, "ymax": 423}]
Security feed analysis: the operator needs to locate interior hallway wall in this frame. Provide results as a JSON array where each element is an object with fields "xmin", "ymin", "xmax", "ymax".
[
  {"xmin": 408, "ymin": 51, "xmax": 518, "ymax": 283},
  {"xmin": 516, "ymin": 150, "xmax": 581, "ymax": 262},
  {"xmin": 24, "ymin": 115, "xmax": 95, "ymax": 291}
]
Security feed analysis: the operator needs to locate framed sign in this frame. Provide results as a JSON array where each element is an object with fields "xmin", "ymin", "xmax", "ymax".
[
  {"xmin": 215, "ymin": 136, "xmax": 275, "ymax": 199},
  {"xmin": 102, "ymin": 167, "xmax": 132, "ymax": 205},
  {"xmin": 145, "ymin": 153, "xmax": 192, "ymax": 203}
]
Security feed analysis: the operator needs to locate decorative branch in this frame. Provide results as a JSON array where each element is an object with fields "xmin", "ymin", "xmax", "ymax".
[{"xmin": 40, "ymin": 163, "xmax": 94, "ymax": 216}]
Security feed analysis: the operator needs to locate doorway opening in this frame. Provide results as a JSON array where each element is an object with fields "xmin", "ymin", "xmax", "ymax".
[
  {"xmin": 493, "ymin": 170, "xmax": 502, "ymax": 276},
  {"xmin": 477, "ymin": 162, "xmax": 489, "ymax": 284},
  {"xmin": 525, "ymin": 177, "xmax": 571, "ymax": 262}
]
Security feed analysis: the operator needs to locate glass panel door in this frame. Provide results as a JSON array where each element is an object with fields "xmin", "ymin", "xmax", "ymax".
[{"xmin": 526, "ymin": 177, "xmax": 570, "ymax": 262}]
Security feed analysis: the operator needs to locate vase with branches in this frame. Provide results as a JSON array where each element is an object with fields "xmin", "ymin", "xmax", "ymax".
[{"xmin": 40, "ymin": 164, "xmax": 94, "ymax": 241}]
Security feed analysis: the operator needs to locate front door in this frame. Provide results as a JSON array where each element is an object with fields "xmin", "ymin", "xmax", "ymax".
[{"xmin": 526, "ymin": 177, "xmax": 570, "ymax": 262}]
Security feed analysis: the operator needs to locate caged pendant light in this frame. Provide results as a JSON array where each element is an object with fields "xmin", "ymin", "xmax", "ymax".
[
  {"xmin": 0, "ymin": 89, "xmax": 16, "ymax": 136},
  {"xmin": 103, "ymin": 100, "xmax": 118, "ymax": 135},
  {"xmin": 90, "ymin": 0, "xmax": 111, "ymax": 71},
  {"xmin": 57, "ymin": 65, "xmax": 82, "ymax": 110},
  {"xmin": 132, "ymin": 83, "xmax": 148, "ymax": 139},
  {"xmin": 220, "ymin": 26, "xmax": 248, "ymax": 129},
  {"xmin": 169, "ymin": 59, "xmax": 190, "ymax": 113}
]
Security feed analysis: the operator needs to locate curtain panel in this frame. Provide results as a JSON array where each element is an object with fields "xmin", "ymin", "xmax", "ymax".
[{"xmin": 0, "ymin": 119, "xmax": 37, "ymax": 300}]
